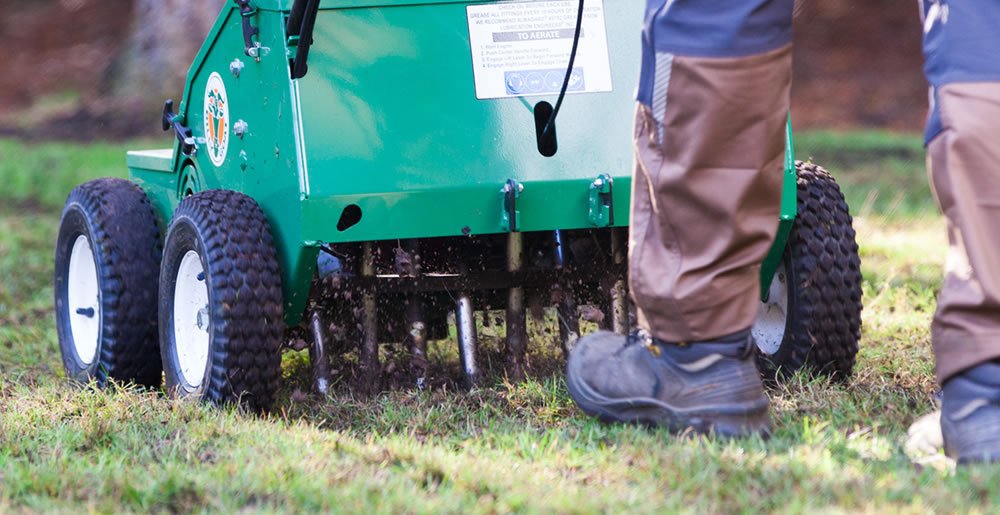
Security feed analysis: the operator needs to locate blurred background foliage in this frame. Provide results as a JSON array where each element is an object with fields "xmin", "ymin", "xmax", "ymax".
[{"xmin": 0, "ymin": 0, "xmax": 927, "ymax": 141}]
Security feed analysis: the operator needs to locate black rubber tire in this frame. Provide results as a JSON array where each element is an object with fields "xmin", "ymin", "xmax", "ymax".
[
  {"xmin": 757, "ymin": 161, "xmax": 863, "ymax": 379},
  {"xmin": 54, "ymin": 178, "xmax": 162, "ymax": 387},
  {"xmin": 158, "ymin": 190, "xmax": 284, "ymax": 411}
]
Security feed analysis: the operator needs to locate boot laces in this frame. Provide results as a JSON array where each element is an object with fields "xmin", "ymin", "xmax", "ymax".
[
  {"xmin": 611, "ymin": 329, "xmax": 653, "ymax": 358},
  {"xmin": 629, "ymin": 329, "xmax": 757, "ymax": 360}
]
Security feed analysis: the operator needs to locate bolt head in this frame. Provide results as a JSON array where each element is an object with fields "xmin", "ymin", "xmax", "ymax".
[
  {"xmin": 229, "ymin": 59, "xmax": 244, "ymax": 77},
  {"xmin": 196, "ymin": 307, "xmax": 209, "ymax": 331},
  {"xmin": 234, "ymin": 120, "xmax": 249, "ymax": 137}
]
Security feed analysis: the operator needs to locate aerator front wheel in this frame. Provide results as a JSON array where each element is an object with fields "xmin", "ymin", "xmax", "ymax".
[
  {"xmin": 159, "ymin": 190, "xmax": 284, "ymax": 411},
  {"xmin": 752, "ymin": 161, "xmax": 863, "ymax": 379},
  {"xmin": 54, "ymin": 178, "xmax": 162, "ymax": 387}
]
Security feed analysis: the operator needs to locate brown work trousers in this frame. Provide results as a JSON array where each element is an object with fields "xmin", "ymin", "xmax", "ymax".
[
  {"xmin": 928, "ymin": 83, "xmax": 1000, "ymax": 383},
  {"xmin": 630, "ymin": 45, "xmax": 791, "ymax": 343},
  {"xmin": 630, "ymin": 47, "xmax": 1000, "ymax": 384}
]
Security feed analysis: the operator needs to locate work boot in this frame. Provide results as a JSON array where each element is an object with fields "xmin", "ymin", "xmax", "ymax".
[
  {"xmin": 565, "ymin": 329, "xmax": 771, "ymax": 437},
  {"xmin": 940, "ymin": 361, "xmax": 1000, "ymax": 464}
]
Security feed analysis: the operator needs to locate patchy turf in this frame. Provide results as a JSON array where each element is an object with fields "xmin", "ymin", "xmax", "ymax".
[{"xmin": 2, "ymin": 134, "xmax": 999, "ymax": 512}]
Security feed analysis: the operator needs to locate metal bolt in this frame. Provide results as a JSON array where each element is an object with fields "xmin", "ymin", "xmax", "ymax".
[
  {"xmin": 234, "ymin": 120, "xmax": 249, "ymax": 138},
  {"xmin": 230, "ymin": 58, "xmax": 245, "ymax": 78},
  {"xmin": 517, "ymin": 183, "xmax": 524, "ymax": 193},
  {"xmin": 593, "ymin": 178, "xmax": 604, "ymax": 188},
  {"xmin": 196, "ymin": 307, "xmax": 209, "ymax": 331},
  {"xmin": 247, "ymin": 43, "xmax": 270, "ymax": 62}
]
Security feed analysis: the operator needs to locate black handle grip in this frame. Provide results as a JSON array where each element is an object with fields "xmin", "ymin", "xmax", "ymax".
[
  {"xmin": 290, "ymin": 0, "xmax": 321, "ymax": 79},
  {"xmin": 235, "ymin": 0, "xmax": 260, "ymax": 57},
  {"xmin": 162, "ymin": 100, "xmax": 197, "ymax": 156}
]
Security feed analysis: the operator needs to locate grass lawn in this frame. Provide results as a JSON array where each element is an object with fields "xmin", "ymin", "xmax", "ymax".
[{"xmin": 2, "ymin": 134, "xmax": 999, "ymax": 513}]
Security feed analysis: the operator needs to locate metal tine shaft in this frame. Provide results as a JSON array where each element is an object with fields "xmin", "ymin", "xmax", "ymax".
[
  {"xmin": 360, "ymin": 241, "xmax": 380, "ymax": 393},
  {"xmin": 309, "ymin": 309, "xmax": 331, "ymax": 395},
  {"xmin": 506, "ymin": 231, "xmax": 527, "ymax": 381},
  {"xmin": 610, "ymin": 228, "xmax": 629, "ymax": 336},
  {"xmin": 405, "ymin": 295, "xmax": 428, "ymax": 390},
  {"xmin": 456, "ymin": 292, "xmax": 478, "ymax": 388},
  {"xmin": 557, "ymin": 288, "xmax": 580, "ymax": 358}
]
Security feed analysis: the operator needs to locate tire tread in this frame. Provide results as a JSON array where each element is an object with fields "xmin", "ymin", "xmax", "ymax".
[
  {"xmin": 762, "ymin": 161, "xmax": 863, "ymax": 379},
  {"xmin": 163, "ymin": 190, "xmax": 284, "ymax": 411},
  {"xmin": 56, "ymin": 178, "xmax": 162, "ymax": 387}
]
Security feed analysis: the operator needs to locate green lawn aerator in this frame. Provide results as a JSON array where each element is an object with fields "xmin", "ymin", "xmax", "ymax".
[{"xmin": 54, "ymin": 0, "xmax": 862, "ymax": 410}]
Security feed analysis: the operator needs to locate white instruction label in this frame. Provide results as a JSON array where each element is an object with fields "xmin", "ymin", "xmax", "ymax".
[{"xmin": 467, "ymin": 0, "xmax": 613, "ymax": 100}]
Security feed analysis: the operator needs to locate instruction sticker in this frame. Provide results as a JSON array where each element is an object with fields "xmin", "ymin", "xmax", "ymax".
[{"xmin": 467, "ymin": 0, "xmax": 613, "ymax": 100}]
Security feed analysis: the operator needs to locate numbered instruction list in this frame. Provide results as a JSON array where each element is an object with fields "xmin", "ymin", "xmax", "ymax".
[{"xmin": 466, "ymin": 0, "xmax": 613, "ymax": 100}]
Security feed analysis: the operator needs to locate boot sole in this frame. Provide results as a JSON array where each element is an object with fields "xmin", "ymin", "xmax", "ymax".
[
  {"xmin": 566, "ymin": 358, "xmax": 771, "ymax": 438},
  {"xmin": 942, "ymin": 416, "xmax": 1000, "ymax": 465}
]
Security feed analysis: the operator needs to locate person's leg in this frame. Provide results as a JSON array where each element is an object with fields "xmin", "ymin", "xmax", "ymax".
[
  {"xmin": 566, "ymin": 0, "xmax": 793, "ymax": 436},
  {"xmin": 929, "ymin": 84, "xmax": 1000, "ymax": 383},
  {"xmin": 927, "ymin": 84, "xmax": 1000, "ymax": 463},
  {"xmin": 630, "ymin": 46, "xmax": 791, "ymax": 343},
  {"xmin": 911, "ymin": 0, "xmax": 1000, "ymax": 463}
]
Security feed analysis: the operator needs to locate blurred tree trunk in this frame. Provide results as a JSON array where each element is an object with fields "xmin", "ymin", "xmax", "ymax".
[{"xmin": 113, "ymin": 0, "xmax": 227, "ymax": 102}]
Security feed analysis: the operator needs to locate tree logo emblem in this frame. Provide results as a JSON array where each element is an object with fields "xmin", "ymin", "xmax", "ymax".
[{"xmin": 203, "ymin": 72, "xmax": 230, "ymax": 167}]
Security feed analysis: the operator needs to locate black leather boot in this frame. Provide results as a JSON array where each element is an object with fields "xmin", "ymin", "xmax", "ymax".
[{"xmin": 565, "ymin": 329, "xmax": 770, "ymax": 437}]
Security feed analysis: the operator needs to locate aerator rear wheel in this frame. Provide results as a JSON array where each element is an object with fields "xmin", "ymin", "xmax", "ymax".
[
  {"xmin": 54, "ymin": 178, "xmax": 162, "ymax": 387},
  {"xmin": 752, "ymin": 161, "xmax": 863, "ymax": 379},
  {"xmin": 159, "ymin": 190, "xmax": 284, "ymax": 411}
]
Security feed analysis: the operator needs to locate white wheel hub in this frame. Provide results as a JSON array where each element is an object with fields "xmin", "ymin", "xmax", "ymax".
[
  {"xmin": 68, "ymin": 235, "xmax": 100, "ymax": 365},
  {"xmin": 752, "ymin": 262, "xmax": 789, "ymax": 356},
  {"xmin": 173, "ymin": 250, "xmax": 211, "ymax": 387}
]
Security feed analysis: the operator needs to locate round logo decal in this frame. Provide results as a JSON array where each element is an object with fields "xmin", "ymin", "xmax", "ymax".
[{"xmin": 203, "ymin": 72, "xmax": 230, "ymax": 167}]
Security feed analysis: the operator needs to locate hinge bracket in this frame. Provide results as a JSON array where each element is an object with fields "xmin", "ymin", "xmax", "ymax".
[
  {"xmin": 588, "ymin": 174, "xmax": 614, "ymax": 227},
  {"xmin": 499, "ymin": 179, "xmax": 523, "ymax": 232},
  {"xmin": 235, "ymin": 0, "xmax": 268, "ymax": 61}
]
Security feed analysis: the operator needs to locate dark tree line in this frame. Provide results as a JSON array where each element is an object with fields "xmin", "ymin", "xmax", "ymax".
[{"xmin": 115, "ymin": 0, "xmax": 226, "ymax": 101}]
